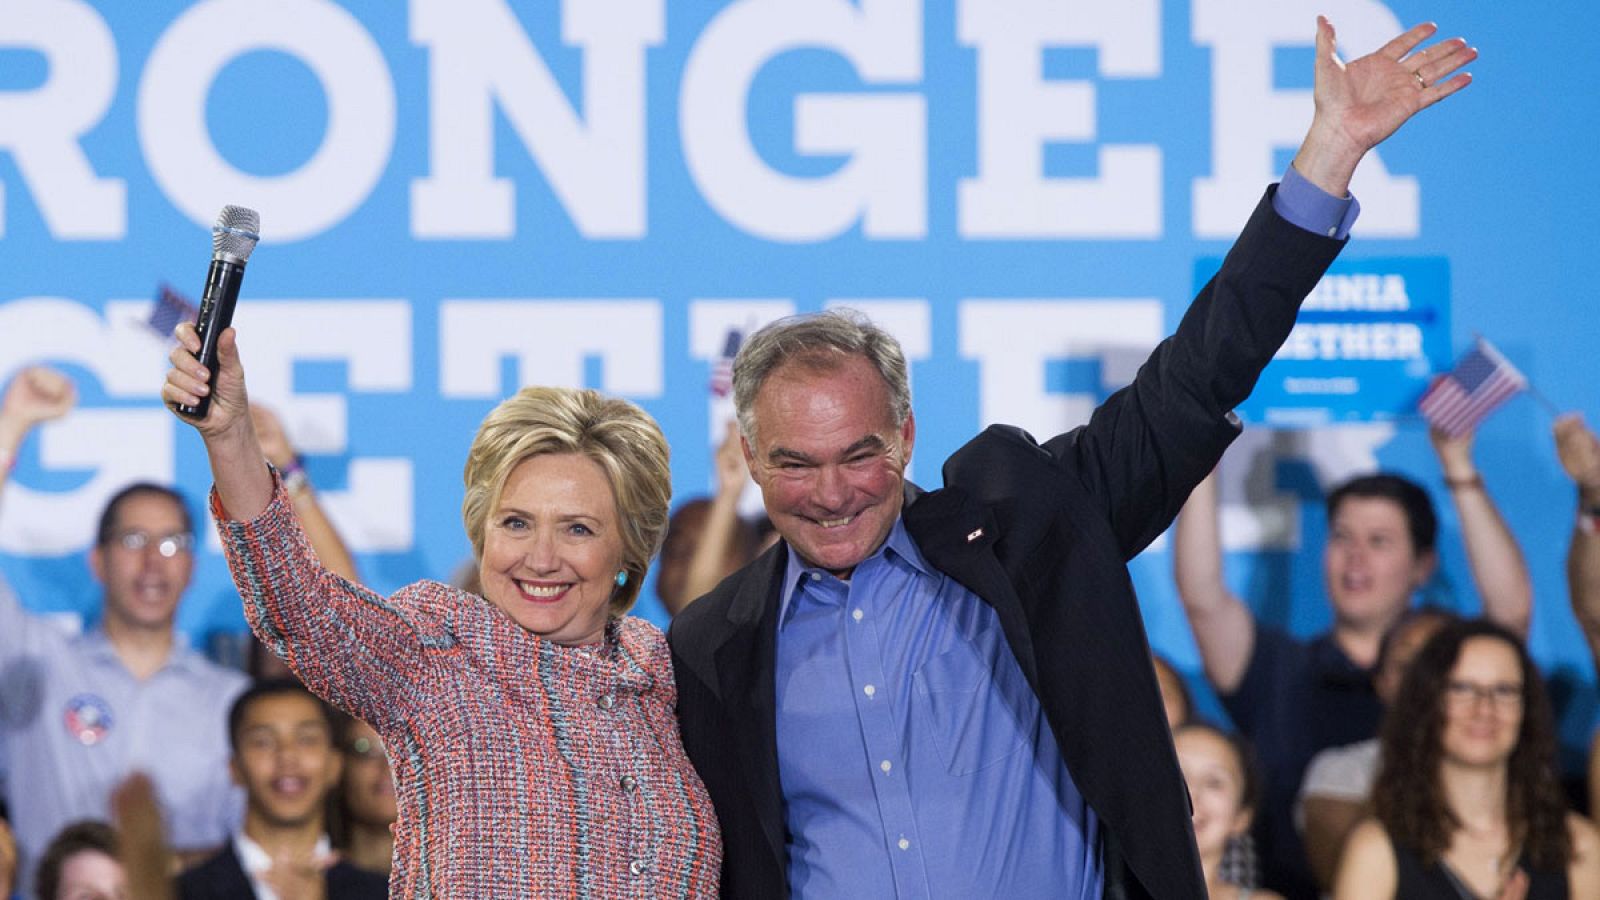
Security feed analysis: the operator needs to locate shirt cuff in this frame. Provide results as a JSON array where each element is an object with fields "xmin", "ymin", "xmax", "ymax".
[{"xmin": 1273, "ymin": 164, "xmax": 1360, "ymax": 240}]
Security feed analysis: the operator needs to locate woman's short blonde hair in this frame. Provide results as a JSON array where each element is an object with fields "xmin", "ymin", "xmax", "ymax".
[{"xmin": 461, "ymin": 386, "xmax": 671, "ymax": 615}]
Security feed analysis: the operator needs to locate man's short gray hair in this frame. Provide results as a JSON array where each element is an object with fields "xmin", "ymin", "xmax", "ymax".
[{"xmin": 732, "ymin": 309, "xmax": 911, "ymax": 443}]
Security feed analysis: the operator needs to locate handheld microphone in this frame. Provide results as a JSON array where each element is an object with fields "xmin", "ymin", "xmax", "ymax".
[{"xmin": 173, "ymin": 205, "xmax": 260, "ymax": 419}]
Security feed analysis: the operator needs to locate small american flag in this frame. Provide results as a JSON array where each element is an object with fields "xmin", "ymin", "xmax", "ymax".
[
  {"xmin": 1418, "ymin": 338, "xmax": 1526, "ymax": 437},
  {"xmin": 147, "ymin": 283, "xmax": 198, "ymax": 340},
  {"xmin": 710, "ymin": 327, "xmax": 742, "ymax": 397}
]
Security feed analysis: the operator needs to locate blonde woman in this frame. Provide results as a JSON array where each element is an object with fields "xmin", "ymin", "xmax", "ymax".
[{"xmin": 163, "ymin": 325, "xmax": 721, "ymax": 897}]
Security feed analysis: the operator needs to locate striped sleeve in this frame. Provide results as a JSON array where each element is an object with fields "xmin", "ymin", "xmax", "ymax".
[{"xmin": 213, "ymin": 471, "xmax": 440, "ymax": 728}]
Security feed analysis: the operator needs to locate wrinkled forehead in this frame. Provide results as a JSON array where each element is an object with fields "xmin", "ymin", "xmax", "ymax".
[{"xmin": 755, "ymin": 357, "xmax": 898, "ymax": 424}]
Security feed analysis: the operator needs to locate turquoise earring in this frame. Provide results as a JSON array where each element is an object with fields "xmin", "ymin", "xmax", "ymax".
[{"xmin": 615, "ymin": 570, "xmax": 629, "ymax": 587}]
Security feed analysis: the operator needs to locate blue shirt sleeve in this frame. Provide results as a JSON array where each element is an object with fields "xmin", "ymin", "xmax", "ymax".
[{"xmin": 1272, "ymin": 164, "xmax": 1361, "ymax": 240}]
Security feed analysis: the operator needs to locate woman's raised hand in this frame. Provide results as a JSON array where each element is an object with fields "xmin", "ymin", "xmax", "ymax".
[
  {"xmin": 161, "ymin": 322, "xmax": 275, "ymax": 520},
  {"xmin": 162, "ymin": 323, "xmax": 251, "ymax": 440}
]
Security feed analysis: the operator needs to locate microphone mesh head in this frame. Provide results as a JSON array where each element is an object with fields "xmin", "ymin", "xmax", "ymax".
[{"xmin": 212, "ymin": 205, "xmax": 261, "ymax": 261}]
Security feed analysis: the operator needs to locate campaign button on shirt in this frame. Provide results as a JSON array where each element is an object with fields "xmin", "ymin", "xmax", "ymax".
[{"xmin": 62, "ymin": 693, "xmax": 114, "ymax": 746}]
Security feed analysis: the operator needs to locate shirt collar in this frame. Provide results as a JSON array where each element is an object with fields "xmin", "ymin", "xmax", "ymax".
[
  {"xmin": 777, "ymin": 515, "xmax": 932, "ymax": 627},
  {"xmin": 80, "ymin": 625, "xmax": 203, "ymax": 676},
  {"xmin": 234, "ymin": 832, "xmax": 333, "ymax": 899}
]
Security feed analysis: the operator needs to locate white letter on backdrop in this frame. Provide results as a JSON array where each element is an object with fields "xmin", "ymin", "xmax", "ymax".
[
  {"xmin": 411, "ymin": 0, "xmax": 663, "ymax": 238},
  {"xmin": 139, "ymin": 0, "xmax": 395, "ymax": 242},
  {"xmin": 681, "ymin": 0, "xmax": 925, "ymax": 242},
  {"xmin": 0, "ymin": 0, "xmax": 124, "ymax": 238},
  {"xmin": 958, "ymin": 0, "xmax": 1161, "ymax": 238}
]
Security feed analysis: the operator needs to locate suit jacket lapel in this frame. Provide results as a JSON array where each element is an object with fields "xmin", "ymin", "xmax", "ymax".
[
  {"xmin": 213, "ymin": 842, "xmax": 256, "ymax": 897},
  {"xmin": 902, "ymin": 484, "xmax": 1040, "ymax": 684},
  {"xmin": 712, "ymin": 544, "xmax": 788, "ymax": 873}
]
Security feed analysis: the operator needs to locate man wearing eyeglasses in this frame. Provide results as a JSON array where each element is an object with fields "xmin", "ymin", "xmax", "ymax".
[{"xmin": 0, "ymin": 365, "xmax": 248, "ymax": 897}]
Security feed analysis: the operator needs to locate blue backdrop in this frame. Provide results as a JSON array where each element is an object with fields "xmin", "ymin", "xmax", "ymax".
[{"xmin": 2, "ymin": 0, "xmax": 1595, "ymax": 758}]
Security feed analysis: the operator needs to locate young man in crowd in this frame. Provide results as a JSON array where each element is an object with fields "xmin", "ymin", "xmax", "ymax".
[{"xmin": 178, "ymin": 680, "xmax": 387, "ymax": 899}]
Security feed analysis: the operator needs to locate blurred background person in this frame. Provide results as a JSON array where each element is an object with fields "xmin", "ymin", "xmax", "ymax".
[
  {"xmin": 327, "ymin": 718, "xmax": 395, "ymax": 878},
  {"xmin": 0, "ymin": 814, "xmax": 15, "ymax": 900},
  {"xmin": 1334, "ymin": 619, "xmax": 1600, "ymax": 899},
  {"xmin": 1174, "ymin": 722, "xmax": 1283, "ymax": 900},
  {"xmin": 655, "ymin": 423, "xmax": 760, "ymax": 617},
  {"xmin": 1297, "ymin": 607, "xmax": 1459, "ymax": 890},
  {"xmin": 163, "ymin": 325, "xmax": 720, "ymax": 895},
  {"xmin": 0, "ymin": 367, "xmax": 244, "ymax": 896},
  {"xmin": 240, "ymin": 405, "xmax": 360, "ymax": 684},
  {"xmin": 248, "ymin": 405, "xmax": 360, "ymax": 586},
  {"xmin": 1153, "ymin": 654, "xmax": 1194, "ymax": 731},
  {"xmin": 32, "ymin": 821, "xmax": 127, "ymax": 900},
  {"xmin": 1552, "ymin": 414, "xmax": 1600, "ymax": 821},
  {"xmin": 178, "ymin": 679, "xmax": 386, "ymax": 899},
  {"xmin": 1174, "ymin": 424, "xmax": 1532, "ymax": 897}
]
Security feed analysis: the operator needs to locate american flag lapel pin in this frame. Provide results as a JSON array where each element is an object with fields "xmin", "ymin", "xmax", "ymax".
[{"xmin": 966, "ymin": 528, "xmax": 984, "ymax": 543}]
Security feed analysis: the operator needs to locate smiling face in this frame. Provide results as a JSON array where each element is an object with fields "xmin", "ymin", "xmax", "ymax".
[
  {"xmin": 478, "ymin": 453, "xmax": 626, "ymax": 646},
  {"xmin": 743, "ymin": 355, "xmax": 914, "ymax": 579},
  {"xmin": 90, "ymin": 492, "xmax": 194, "ymax": 634},
  {"xmin": 1439, "ymin": 636, "xmax": 1524, "ymax": 769},
  {"xmin": 1324, "ymin": 496, "xmax": 1435, "ymax": 632},
  {"xmin": 231, "ymin": 691, "xmax": 341, "ymax": 832},
  {"xmin": 1174, "ymin": 726, "xmax": 1254, "ymax": 864}
]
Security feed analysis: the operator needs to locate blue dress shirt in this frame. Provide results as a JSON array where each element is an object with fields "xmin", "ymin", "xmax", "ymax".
[{"xmin": 775, "ymin": 519, "xmax": 1102, "ymax": 899}]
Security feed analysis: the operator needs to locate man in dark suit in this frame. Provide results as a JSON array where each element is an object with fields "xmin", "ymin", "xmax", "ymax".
[
  {"xmin": 178, "ymin": 680, "xmax": 387, "ymax": 900},
  {"xmin": 669, "ymin": 17, "xmax": 1476, "ymax": 899}
]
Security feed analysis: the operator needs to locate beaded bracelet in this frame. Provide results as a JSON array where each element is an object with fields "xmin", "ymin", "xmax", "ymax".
[{"xmin": 280, "ymin": 458, "xmax": 310, "ymax": 497}]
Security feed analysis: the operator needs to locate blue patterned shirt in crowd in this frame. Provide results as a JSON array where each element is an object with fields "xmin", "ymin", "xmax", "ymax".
[
  {"xmin": 774, "ymin": 518, "xmax": 1103, "ymax": 899},
  {"xmin": 0, "ymin": 577, "xmax": 246, "ymax": 899}
]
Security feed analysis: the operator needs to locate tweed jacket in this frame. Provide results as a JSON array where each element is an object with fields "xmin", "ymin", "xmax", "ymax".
[{"xmin": 218, "ymin": 483, "xmax": 722, "ymax": 898}]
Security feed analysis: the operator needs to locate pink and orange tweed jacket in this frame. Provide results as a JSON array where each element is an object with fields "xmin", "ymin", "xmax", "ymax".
[{"xmin": 215, "ymin": 479, "xmax": 722, "ymax": 898}]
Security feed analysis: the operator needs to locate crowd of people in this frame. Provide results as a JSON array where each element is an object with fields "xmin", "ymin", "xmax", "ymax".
[
  {"xmin": 4, "ymin": 13, "xmax": 1599, "ymax": 900},
  {"xmin": 1156, "ymin": 411, "xmax": 1600, "ymax": 898},
  {"xmin": 0, "ymin": 367, "xmax": 401, "ymax": 900}
]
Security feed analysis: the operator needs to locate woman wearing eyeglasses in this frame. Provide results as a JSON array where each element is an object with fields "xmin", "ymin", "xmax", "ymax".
[{"xmin": 1333, "ymin": 619, "xmax": 1600, "ymax": 899}]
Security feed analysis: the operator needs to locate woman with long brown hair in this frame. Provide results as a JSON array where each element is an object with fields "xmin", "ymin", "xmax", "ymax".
[{"xmin": 1334, "ymin": 619, "xmax": 1599, "ymax": 898}]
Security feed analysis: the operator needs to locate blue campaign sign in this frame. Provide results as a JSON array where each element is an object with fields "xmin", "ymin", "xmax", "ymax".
[{"xmin": 1198, "ymin": 257, "xmax": 1453, "ymax": 426}]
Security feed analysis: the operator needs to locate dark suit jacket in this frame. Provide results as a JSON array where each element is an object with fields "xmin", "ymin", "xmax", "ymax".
[
  {"xmin": 669, "ymin": 188, "xmax": 1344, "ymax": 899},
  {"xmin": 177, "ymin": 840, "xmax": 389, "ymax": 900}
]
